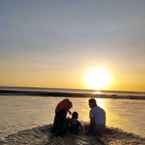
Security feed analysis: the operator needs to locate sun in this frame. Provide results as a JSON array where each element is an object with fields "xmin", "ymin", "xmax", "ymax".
[{"xmin": 84, "ymin": 67, "xmax": 112, "ymax": 90}]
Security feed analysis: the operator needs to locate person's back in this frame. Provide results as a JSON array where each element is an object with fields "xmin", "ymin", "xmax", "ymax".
[
  {"xmin": 90, "ymin": 105, "xmax": 106, "ymax": 128},
  {"xmin": 69, "ymin": 112, "xmax": 81, "ymax": 134}
]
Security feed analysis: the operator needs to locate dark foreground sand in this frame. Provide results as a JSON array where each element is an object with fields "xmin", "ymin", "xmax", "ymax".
[{"xmin": 0, "ymin": 125, "xmax": 145, "ymax": 145}]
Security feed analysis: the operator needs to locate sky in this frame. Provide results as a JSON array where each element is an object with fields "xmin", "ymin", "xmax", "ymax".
[{"xmin": 0, "ymin": 0, "xmax": 145, "ymax": 91}]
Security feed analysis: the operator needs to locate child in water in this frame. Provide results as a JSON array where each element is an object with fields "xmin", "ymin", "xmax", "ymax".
[{"xmin": 69, "ymin": 112, "xmax": 82, "ymax": 134}]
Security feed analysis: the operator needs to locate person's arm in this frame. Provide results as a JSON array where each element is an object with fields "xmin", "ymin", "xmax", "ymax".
[
  {"xmin": 89, "ymin": 110, "xmax": 97, "ymax": 133},
  {"xmin": 68, "ymin": 110, "xmax": 72, "ymax": 115},
  {"xmin": 90, "ymin": 110, "xmax": 95, "ymax": 126},
  {"xmin": 90, "ymin": 116, "xmax": 96, "ymax": 128},
  {"xmin": 78, "ymin": 121, "xmax": 83, "ymax": 132}
]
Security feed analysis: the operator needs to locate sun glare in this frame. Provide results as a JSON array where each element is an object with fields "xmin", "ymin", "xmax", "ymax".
[{"xmin": 84, "ymin": 67, "xmax": 112, "ymax": 90}]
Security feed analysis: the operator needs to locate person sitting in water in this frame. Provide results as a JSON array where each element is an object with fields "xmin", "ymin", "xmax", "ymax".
[
  {"xmin": 87, "ymin": 98, "xmax": 106, "ymax": 135},
  {"xmin": 51, "ymin": 99, "xmax": 72, "ymax": 136},
  {"xmin": 69, "ymin": 112, "xmax": 82, "ymax": 134}
]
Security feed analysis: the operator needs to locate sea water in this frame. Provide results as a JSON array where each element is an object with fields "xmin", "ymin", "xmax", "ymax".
[{"xmin": 0, "ymin": 95, "xmax": 145, "ymax": 137}]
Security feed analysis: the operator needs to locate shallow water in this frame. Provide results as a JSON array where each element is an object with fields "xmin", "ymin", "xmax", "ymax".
[{"xmin": 0, "ymin": 95, "xmax": 145, "ymax": 137}]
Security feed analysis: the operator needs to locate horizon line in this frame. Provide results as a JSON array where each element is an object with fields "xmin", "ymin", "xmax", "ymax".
[{"xmin": 0, "ymin": 85, "xmax": 145, "ymax": 94}]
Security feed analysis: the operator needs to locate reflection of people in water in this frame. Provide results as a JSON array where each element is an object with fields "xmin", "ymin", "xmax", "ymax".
[
  {"xmin": 88, "ymin": 98, "xmax": 106, "ymax": 135},
  {"xmin": 51, "ymin": 99, "xmax": 72, "ymax": 136}
]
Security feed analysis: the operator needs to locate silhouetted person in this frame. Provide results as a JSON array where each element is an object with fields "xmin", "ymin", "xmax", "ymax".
[
  {"xmin": 69, "ymin": 112, "xmax": 82, "ymax": 134},
  {"xmin": 87, "ymin": 98, "xmax": 106, "ymax": 135},
  {"xmin": 51, "ymin": 99, "xmax": 72, "ymax": 136}
]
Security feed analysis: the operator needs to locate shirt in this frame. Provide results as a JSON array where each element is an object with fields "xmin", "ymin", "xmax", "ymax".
[
  {"xmin": 90, "ymin": 106, "xmax": 106, "ymax": 127},
  {"xmin": 70, "ymin": 118, "xmax": 81, "ymax": 134}
]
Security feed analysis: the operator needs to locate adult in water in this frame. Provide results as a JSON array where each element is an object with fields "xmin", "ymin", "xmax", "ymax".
[
  {"xmin": 51, "ymin": 99, "xmax": 72, "ymax": 136},
  {"xmin": 88, "ymin": 98, "xmax": 106, "ymax": 135}
]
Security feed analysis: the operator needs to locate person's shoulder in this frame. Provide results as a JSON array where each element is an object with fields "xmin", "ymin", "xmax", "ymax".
[
  {"xmin": 98, "ymin": 106, "xmax": 105, "ymax": 113},
  {"xmin": 91, "ymin": 106, "xmax": 98, "ymax": 114},
  {"xmin": 77, "ymin": 120, "xmax": 81, "ymax": 124},
  {"xmin": 71, "ymin": 119, "xmax": 78, "ymax": 124},
  {"xmin": 76, "ymin": 120, "xmax": 81, "ymax": 127},
  {"xmin": 99, "ymin": 106, "xmax": 105, "ymax": 111}
]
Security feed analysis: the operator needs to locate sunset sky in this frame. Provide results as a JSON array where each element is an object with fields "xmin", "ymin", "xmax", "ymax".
[{"xmin": 0, "ymin": 0, "xmax": 145, "ymax": 91}]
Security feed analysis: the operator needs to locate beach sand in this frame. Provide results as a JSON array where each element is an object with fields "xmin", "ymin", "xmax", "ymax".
[{"xmin": 0, "ymin": 125, "xmax": 145, "ymax": 145}]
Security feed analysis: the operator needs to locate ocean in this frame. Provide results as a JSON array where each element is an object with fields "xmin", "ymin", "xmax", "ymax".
[{"xmin": 0, "ymin": 93, "xmax": 145, "ymax": 138}]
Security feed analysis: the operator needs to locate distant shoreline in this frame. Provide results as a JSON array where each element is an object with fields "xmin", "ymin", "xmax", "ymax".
[
  {"xmin": 0, "ymin": 87, "xmax": 145, "ymax": 100},
  {"xmin": 0, "ymin": 86, "xmax": 145, "ymax": 94}
]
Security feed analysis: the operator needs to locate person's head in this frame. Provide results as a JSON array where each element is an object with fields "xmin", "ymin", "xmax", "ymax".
[
  {"xmin": 72, "ymin": 112, "xmax": 78, "ymax": 119},
  {"xmin": 55, "ymin": 99, "xmax": 72, "ymax": 113},
  {"xmin": 88, "ymin": 98, "xmax": 97, "ymax": 108},
  {"xmin": 64, "ymin": 99, "xmax": 72, "ymax": 110}
]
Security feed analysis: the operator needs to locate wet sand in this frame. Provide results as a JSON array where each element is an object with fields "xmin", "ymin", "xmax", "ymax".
[{"xmin": 0, "ymin": 125, "xmax": 145, "ymax": 145}]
